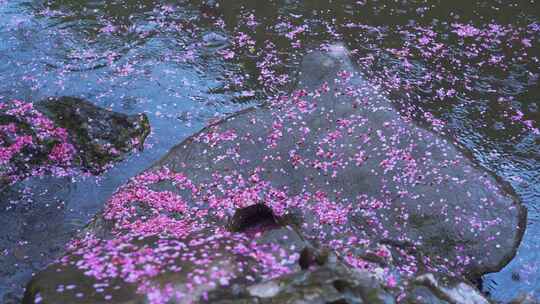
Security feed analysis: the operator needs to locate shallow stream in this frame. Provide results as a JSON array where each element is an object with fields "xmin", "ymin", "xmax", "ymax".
[{"xmin": 0, "ymin": 1, "xmax": 538, "ymax": 302}]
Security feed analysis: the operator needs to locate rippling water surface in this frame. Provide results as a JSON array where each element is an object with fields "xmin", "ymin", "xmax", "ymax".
[{"xmin": 0, "ymin": 0, "xmax": 538, "ymax": 302}]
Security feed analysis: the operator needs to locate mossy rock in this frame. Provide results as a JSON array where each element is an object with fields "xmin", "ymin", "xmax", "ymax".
[{"xmin": 35, "ymin": 97, "xmax": 151, "ymax": 173}]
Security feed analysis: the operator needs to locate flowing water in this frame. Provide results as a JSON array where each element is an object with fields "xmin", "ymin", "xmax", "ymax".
[{"xmin": 0, "ymin": 0, "xmax": 538, "ymax": 302}]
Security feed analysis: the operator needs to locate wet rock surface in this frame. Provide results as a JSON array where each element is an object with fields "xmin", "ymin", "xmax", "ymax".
[
  {"xmin": 23, "ymin": 46, "xmax": 525, "ymax": 303},
  {"xmin": 35, "ymin": 97, "xmax": 151, "ymax": 174},
  {"xmin": 0, "ymin": 97, "xmax": 150, "ymax": 187},
  {"xmin": 155, "ymin": 45, "xmax": 526, "ymax": 278},
  {"xmin": 208, "ymin": 259, "xmax": 495, "ymax": 304}
]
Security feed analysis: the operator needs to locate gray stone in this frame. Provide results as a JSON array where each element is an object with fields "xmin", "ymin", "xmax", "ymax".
[
  {"xmin": 0, "ymin": 97, "xmax": 150, "ymax": 185},
  {"xmin": 35, "ymin": 97, "xmax": 150, "ymax": 173},
  {"xmin": 202, "ymin": 32, "xmax": 229, "ymax": 48},
  {"xmin": 23, "ymin": 45, "xmax": 523, "ymax": 303},
  {"xmin": 154, "ymin": 44, "xmax": 525, "ymax": 278}
]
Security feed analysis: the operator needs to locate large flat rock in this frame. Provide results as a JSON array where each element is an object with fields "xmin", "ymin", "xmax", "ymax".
[
  {"xmin": 23, "ymin": 45, "xmax": 525, "ymax": 304},
  {"xmin": 155, "ymin": 44, "xmax": 525, "ymax": 278}
]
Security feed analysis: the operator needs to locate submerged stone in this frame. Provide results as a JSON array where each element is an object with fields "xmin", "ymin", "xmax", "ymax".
[{"xmin": 202, "ymin": 32, "xmax": 229, "ymax": 48}]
